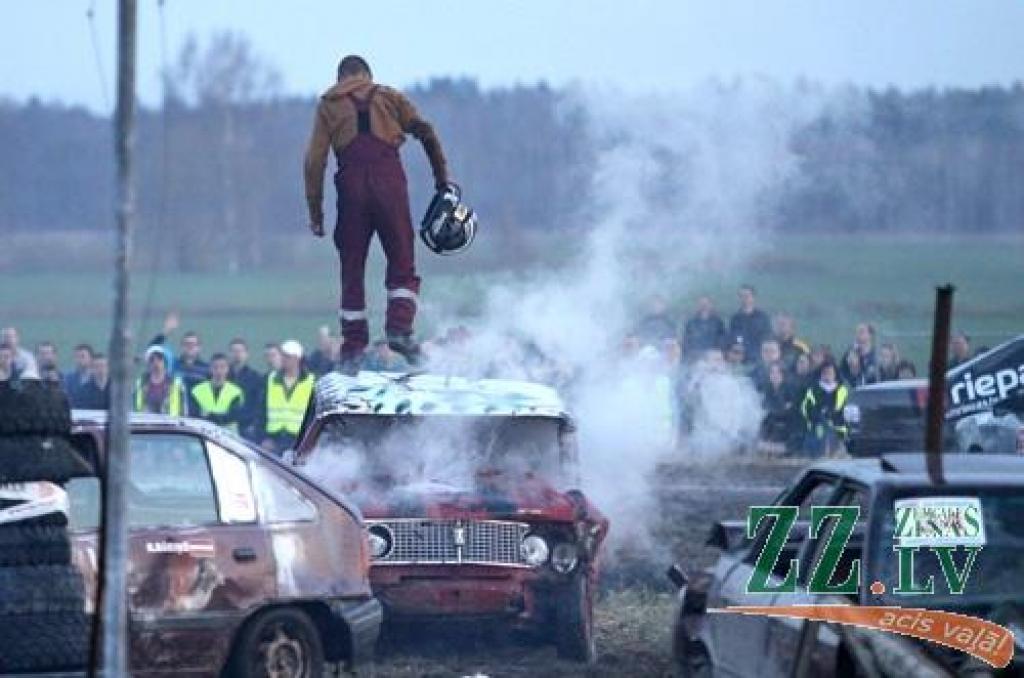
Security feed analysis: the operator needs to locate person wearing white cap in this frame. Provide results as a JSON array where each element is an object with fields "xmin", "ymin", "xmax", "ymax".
[{"xmin": 260, "ymin": 340, "xmax": 315, "ymax": 455}]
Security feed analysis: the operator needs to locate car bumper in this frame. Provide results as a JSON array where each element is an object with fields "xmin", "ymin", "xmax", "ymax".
[
  {"xmin": 330, "ymin": 597, "xmax": 384, "ymax": 667},
  {"xmin": 370, "ymin": 564, "xmax": 554, "ymax": 623}
]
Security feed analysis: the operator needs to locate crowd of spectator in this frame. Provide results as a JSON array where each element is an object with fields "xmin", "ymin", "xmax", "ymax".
[
  {"xmin": 627, "ymin": 285, "xmax": 983, "ymax": 456},
  {"xmin": 2, "ymin": 286, "xmax": 985, "ymax": 459}
]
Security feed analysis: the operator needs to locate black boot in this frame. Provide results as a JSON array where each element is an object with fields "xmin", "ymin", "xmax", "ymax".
[{"xmin": 387, "ymin": 333, "xmax": 422, "ymax": 367}]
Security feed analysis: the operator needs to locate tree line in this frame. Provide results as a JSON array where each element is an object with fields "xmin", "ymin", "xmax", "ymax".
[{"xmin": 1, "ymin": 36, "xmax": 1020, "ymax": 272}]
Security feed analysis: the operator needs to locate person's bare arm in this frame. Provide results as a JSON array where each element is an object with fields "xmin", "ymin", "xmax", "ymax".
[
  {"xmin": 391, "ymin": 89, "xmax": 449, "ymax": 189},
  {"xmin": 303, "ymin": 104, "xmax": 331, "ymax": 233}
]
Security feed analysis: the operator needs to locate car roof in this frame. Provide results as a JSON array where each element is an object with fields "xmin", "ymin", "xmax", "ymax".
[
  {"xmin": 806, "ymin": 453, "xmax": 1024, "ymax": 488},
  {"xmin": 72, "ymin": 409, "xmax": 252, "ymax": 450},
  {"xmin": 854, "ymin": 378, "xmax": 927, "ymax": 392},
  {"xmin": 314, "ymin": 371, "xmax": 569, "ymax": 419}
]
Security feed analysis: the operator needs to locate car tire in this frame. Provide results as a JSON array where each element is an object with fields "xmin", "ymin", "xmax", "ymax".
[
  {"xmin": 0, "ymin": 435, "xmax": 94, "ymax": 483},
  {"xmin": 0, "ymin": 611, "xmax": 91, "ymax": 672},
  {"xmin": 555, "ymin": 572, "xmax": 597, "ymax": 664},
  {"xmin": 0, "ymin": 382, "xmax": 72, "ymax": 437},
  {"xmin": 0, "ymin": 564, "xmax": 86, "ymax": 615},
  {"xmin": 0, "ymin": 523, "xmax": 72, "ymax": 566},
  {"xmin": 677, "ymin": 640, "xmax": 712, "ymax": 678},
  {"xmin": 226, "ymin": 607, "xmax": 325, "ymax": 678}
]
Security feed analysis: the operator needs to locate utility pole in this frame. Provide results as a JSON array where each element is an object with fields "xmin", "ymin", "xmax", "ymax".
[
  {"xmin": 95, "ymin": 0, "xmax": 136, "ymax": 675},
  {"xmin": 924, "ymin": 285, "xmax": 954, "ymax": 486}
]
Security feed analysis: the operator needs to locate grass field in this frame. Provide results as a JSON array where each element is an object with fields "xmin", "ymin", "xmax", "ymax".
[{"xmin": 2, "ymin": 232, "xmax": 1021, "ymax": 370}]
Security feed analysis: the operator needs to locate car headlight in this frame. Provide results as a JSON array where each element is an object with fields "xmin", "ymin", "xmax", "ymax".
[
  {"xmin": 367, "ymin": 524, "xmax": 393, "ymax": 559},
  {"xmin": 550, "ymin": 542, "xmax": 579, "ymax": 574},
  {"xmin": 520, "ymin": 534, "xmax": 550, "ymax": 567}
]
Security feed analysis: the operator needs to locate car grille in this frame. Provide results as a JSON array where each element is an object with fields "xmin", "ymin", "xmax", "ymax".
[{"xmin": 369, "ymin": 519, "xmax": 530, "ymax": 567}]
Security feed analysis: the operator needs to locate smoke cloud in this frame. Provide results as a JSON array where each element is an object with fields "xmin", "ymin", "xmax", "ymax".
[{"xmin": 308, "ymin": 79, "xmax": 835, "ymax": 569}]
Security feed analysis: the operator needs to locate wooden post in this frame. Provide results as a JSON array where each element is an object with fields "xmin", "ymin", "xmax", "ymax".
[
  {"xmin": 924, "ymin": 285, "xmax": 954, "ymax": 485},
  {"xmin": 94, "ymin": 0, "xmax": 136, "ymax": 674}
]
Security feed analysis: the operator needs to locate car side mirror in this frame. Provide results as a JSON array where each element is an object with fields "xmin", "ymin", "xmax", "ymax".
[{"xmin": 706, "ymin": 520, "xmax": 748, "ymax": 551}]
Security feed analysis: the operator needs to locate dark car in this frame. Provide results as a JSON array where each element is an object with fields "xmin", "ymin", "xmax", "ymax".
[
  {"xmin": 670, "ymin": 454, "xmax": 1024, "ymax": 677},
  {"xmin": 846, "ymin": 335, "xmax": 1024, "ymax": 457},
  {"xmin": 66, "ymin": 411, "xmax": 381, "ymax": 676},
  {"xmin": 295, "ymin": 372, "xmax": 609, "ymax": 663}
]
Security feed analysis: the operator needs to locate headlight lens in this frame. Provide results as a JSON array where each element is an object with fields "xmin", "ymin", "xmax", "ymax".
[
  {"xmin": 550, "ymin": 542, "xmax": 579, "ymax": 574},
  {"xmin": 520, "ymin": 534, "xmax": 550, "ymax": 567},
  {"xmin": 367, "ymin": 524, "xmax": 393, "ymax": 559}
]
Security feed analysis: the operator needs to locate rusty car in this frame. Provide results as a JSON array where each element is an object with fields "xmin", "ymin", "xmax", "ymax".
[
  {"xmin": 65, "ymin": 410, "xmax": 381, "ymax": 676},
  {"xmin": 294, "ymin": 371, "xmax": 609, "ymax": 663},
  {"xmin": 668, "ymin": 453, "xmax": 1024, "ymax": 677}
]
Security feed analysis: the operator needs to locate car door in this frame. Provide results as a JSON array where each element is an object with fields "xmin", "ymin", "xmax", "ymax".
[
  {"xmin": 125, "ymin": 432, "xmax": 273, "ymax": 674},
  {"xmin": 767, "ymin": 481, "xmax": 869, "ymax": 677},
  {"xmin": 706, "ymin": 473, "xmax": 839, "ymax": 677}
]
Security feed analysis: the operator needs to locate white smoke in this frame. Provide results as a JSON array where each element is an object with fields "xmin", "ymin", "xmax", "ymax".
[
  {"xmin": 416, "ymin": 79, "xmax": 831, "ymax": 555},
  {"xmin": 307, "ymin": 80, "xmax": 834, "ymax": 564}
]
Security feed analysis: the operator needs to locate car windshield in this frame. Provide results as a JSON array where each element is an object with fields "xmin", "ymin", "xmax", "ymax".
[
  {"xmin": 873, "ymin": 487, "xmax": 1024, "ymax": 606},
  {"xmin": 305, "ymin": 414, "xmax": 567, "ymax": 490}
]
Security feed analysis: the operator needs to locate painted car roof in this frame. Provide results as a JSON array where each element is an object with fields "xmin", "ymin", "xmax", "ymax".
[{"xmin": 313, "ymin": 371, "xmax": 569, "ymax": 418}]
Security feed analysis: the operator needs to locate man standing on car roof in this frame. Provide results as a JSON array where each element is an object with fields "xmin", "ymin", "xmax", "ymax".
[{"xmin": 304, "ymin": 55, "xmax": 450, "ymax": 373}]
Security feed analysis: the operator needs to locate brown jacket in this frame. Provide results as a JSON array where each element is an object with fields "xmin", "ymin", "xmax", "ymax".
[{"xmin": 303, "ymin": 74, "xmax": 448, "ymax": 225}]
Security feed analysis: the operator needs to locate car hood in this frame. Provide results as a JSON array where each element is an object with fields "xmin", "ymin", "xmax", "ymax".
[{"xmin": 325, "ymin": 469, "xmax": 579, "ymax": 523}]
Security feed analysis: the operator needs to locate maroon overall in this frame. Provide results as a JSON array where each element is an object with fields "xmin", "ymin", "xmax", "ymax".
[{"xmin": 334, "ymin": 86, "xmax": 421, "ymax": 360}]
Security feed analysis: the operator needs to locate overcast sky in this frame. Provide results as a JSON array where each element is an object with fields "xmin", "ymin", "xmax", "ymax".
[{"xmin": 3, "ymin": 1, "xmax": 1022, "ymax": 114}]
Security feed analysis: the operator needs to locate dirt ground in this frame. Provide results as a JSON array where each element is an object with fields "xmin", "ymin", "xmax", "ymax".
[{"xmin": 343, "ymin": 458, "xmax": 803, "ymax": 677}]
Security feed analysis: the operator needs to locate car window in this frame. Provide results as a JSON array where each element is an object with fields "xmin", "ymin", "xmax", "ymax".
[
  {"xmin": 252, "ymin": 465, "xmax": 317, "ymax": 524},
  {"xmin": 743, "ymin": 474, "xmax": 838, "ymax": 566},
  {"xmin": 66, "ymin": 477, "xmax": 101, "ymax": 531},
  {"xmin": 206, "ymin": 441, "xmax": 257, "ymax": 523},
  {"xmin": 797, "ymin": 484, "xmax": 868, "ymax": 593},
  {"xmin": 128, "ymin": 434, "xmax": 218, "ymax": 528}
]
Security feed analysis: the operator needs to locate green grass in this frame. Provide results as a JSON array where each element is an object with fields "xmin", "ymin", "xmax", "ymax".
[{"xmin": 2, "ymin": 233, "xmax": 1021, "ymax": 370}]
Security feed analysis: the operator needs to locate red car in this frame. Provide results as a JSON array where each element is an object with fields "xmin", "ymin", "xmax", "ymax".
[
  {"xmin": 65, "ymin": 411, "xmax": 381, "ymax": 676},
  {"xmin": 295, "ymin": 372, "xmax": 609, "ymax": 662}
]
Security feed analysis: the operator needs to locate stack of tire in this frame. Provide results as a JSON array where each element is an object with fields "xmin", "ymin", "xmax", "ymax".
[{"xmin": 0, "ymin": 379, "xmax": 95, "ymax": 673}]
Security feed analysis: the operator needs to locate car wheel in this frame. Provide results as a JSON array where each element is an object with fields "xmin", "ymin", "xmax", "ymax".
[
  {"xmin": 0, "ymin": 523, "xmax": 72, "ymax": 567},
  {"xmin": 0, "ymin": 382, "xmax": 72, "ymax": 437},
  {"xmin": 555, "ymin": 572, "xmax": 597, "ymax": 664},
  {"xmin": 228, "ymin": 607, "xmax": 325, "ymax": 678},
  {"xmin": 677, "ymin": 640, "xmax": 712, "ymax": 678},
  {"xmin": 0, "ymin": 565, "xmax": 86, "ymax": 615},
  {"xmin": 0, "ymin": 611, "xmax": 92, "ymax": 673},
  {"xmin": 0, "ymin": 436, "xmax": 94, "ymax": 484}
]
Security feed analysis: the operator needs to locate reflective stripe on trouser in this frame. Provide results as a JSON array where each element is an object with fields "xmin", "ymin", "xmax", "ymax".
[
  {"xmin": 386, "ymin": 287, "xmax": 418, "ymax": 339},
  {"xmin": 339, "ymin": 308, "xmax": 369, "ymax": 354},
  {"xmin": 334, "ymin": 135, "xmax": 420, "ymax": 358}
]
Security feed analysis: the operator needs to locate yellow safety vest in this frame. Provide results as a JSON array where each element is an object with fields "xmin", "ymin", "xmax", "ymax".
[
  {"xmin": 801, "ymin": 383, "xmax": 850, "ymax": 435},
  {"xmin": 191, "ymin": 380, "xmax": 244, "ymax": 430},
  {"xmin": 134, "ymin": 375, "xmax": 185, "ymax": 416},
  {"xmin": 265, "ymin": 372, "xmax": 315, "ymax": 435}
]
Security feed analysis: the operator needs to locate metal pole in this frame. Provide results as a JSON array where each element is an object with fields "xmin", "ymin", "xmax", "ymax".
[
  {"xmin": 925, "ymin": 285, "xmax": 954, "ymax": 485},
  {"xmin": 96, "ymin": 0, "xmax": 137, "ymax": 675}
]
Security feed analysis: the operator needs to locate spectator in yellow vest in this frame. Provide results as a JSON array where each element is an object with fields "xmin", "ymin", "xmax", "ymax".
[
  {"xmin": 190, "ymin": 353, "xmax": 245, "ymax": 432},
  {"xmin": 134, "ymin": 345, "xmax": 187, "ymax": 416},
  {"xmin": 260, "ymin": 340, "xmax": 315, "ymax": 455}
]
